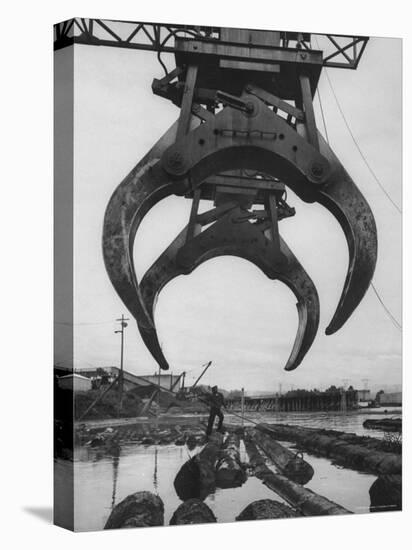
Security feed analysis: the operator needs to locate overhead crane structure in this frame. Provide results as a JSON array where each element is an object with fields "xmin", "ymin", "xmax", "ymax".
[{"xmin": 54, "ymin": 18, "xmax": 377, "ymax": 374}]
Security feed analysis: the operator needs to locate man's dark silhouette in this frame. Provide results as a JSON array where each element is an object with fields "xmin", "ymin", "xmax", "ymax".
[{"xmin": 206, "ymin": 385, "xmax": 225, "ymax": 436}]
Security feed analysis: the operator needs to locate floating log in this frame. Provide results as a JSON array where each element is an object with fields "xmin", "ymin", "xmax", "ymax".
[
  {"xmin": 170, "ymin": 499, "xmax": 217, "ymax": 524},
  {"xmin": 216, "ymin": 433, "xmax": 247, "ymax": 488},
  {"xmin": 236, "ymin": 499, "xmax": 299, "ymax": 521},
  {"xmin": 369, "ymin": 474, "xmax": 402, "ymax": 512},
  {"xmin": 244, "ymin": 435, "xmax": 350, "ymax": 517},
  {"xmin": 174, "ymin": 432, "xmax": 224, "ymax": 501},
  {"xmin": 257, "ymin": 423, "xmax": 401, "ymax": 475},
  {"xmin": 363, "ymin": 418, "xmax": 402, "ymax": 433},
  {"xmin": 252, "ymin": 429, "xmax": 314, "ymax": 484},
  {"xmin": 104, "ymin": 491, "xmax": 164, "ymax": 529}
]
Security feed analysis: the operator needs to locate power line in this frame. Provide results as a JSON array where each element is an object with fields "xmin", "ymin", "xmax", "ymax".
[
  {"xmin": 312, "ymin": 42, "xmax": 401, "ymax": 332},
  {"xmin": 371, "ymin": 282, "xmax": 402, "ymax": 331},
  {"xmin": 55, "ymin": 320, "xmax": 116, "ymax": 326},
  {"xmin": 323, "ymin": 67, "xmax": 401, "ymax": 214}
]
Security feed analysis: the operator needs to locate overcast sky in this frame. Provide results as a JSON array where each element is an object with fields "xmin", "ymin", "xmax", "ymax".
[{"xmin": 56, "ymin": 31, "xmax": 401, "ymax": 393}]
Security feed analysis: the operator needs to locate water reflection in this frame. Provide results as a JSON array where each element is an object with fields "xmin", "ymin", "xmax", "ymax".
[
  {"xmin": 111, "ymin": 445, "xmax": 120, "ymax": 510},
  {"xmin": 153, "ymin": 447, "xmax": 158, "ymax": 492}
]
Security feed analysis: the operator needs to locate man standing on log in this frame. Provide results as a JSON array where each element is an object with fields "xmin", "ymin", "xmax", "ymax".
[{"xmin": 205, "ymin": 386, "xmax": 225, "ymax": 436}]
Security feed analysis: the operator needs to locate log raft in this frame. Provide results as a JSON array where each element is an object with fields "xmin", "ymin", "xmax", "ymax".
[
  {"xmin": 363, "ymin": 418, "xmax": 402, "ymax": 433},
  {"xmin": 215, "ymin": 433, "xmax": 247, "ymax": 488},
  {"xmin": 174, "ymin": 432, "xmax": 224, "ymax": 500},
  {"xmin": 251, "ymin": 429, "xmax": 314, "ymax": 484},
  {"xmin": 244, "ymin": 435, "xmax": 351, "ymax": 517},
  {"xmin": 257, "ymin": 423, "xmax": 401, "ymax": 476}
]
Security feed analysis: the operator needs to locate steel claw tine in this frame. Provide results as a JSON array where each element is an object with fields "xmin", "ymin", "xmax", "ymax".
[
  {"xmin": 317, "ymin": 134, "xmax": 378, "ymax": 335},
  {"xmin": 102, "ymin": 118, "xmax": 198, "ymax": 370},
  {"xmin": 276, "ymin": 238, "xmax": 320, "ymax": 371},
  {"xmin": 139, "ymin": 227, "xmax": 189, "ymax": 370},
  {"xmin": 140, "ymin": 212, "xmax": 319, "ymax": 371}
]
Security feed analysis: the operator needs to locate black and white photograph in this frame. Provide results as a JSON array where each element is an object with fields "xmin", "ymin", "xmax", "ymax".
[{"xmin": 53, "ymin": 15, "xmax": 402, "ymax": 533}]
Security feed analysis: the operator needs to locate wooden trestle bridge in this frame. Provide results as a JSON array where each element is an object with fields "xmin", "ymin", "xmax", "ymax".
[{"xmin": 225, "ymin": 389, "xmax": 359, "ymax": 413}]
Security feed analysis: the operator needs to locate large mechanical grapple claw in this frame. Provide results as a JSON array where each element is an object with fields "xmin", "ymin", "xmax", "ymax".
[
  {"xmin": 317, "ymin": 134, "xmax": 378, "ymax": 334},
  {"xmin": 139, "ymin": 207, "xmax": 320, "ymax": 371},
  {"xmin": 103, "ymin": 93, "xmax": 377, "ymax": 373}
]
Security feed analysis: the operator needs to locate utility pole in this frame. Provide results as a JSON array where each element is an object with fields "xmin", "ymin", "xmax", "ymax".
[
  {"xmin": 241, "ymin": 388, "xmax": 245, "ymax": 428},
  {"xmin": 361, "ymin": 378, "xmax": 369, "ymax": 390},
  {"xmin": 341, "ymin": 378, "xmax": 349, "ymax": 415},
  {"xmin": 115, "ymin": 314, "xmax": 129, "ymax": 417}
]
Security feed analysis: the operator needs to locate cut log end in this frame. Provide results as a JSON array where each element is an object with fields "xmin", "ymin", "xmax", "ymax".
[
  {"xmin": 104, "ymin": 491, "xmax": 164, "ymax": 529},
  {"xmin": 236, "ymin": 499, "xmax": 299, "ymax": 521},
  {"xmin": 174, "ymin": 432, "xmax": 224, "ymax": 501},
  {"xmin": 170, "ymin": 499, "xmax": 217, "ymax": 525},
  {"xmin": 369, "ymin": 475, "xmax": 402, "ymax": 513}
]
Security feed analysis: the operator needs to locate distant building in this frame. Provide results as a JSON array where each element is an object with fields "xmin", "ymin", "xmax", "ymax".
[
  {"xmin": 357, "ymin": 389, "xmax": 371, "ymax": 402},
  {"xmin": 377, "ymin": 392, "xmax": 402, "ymax": 406},
  {"xmin": 76, "ymin": 367, "xmax": 183, "ymax": 396},
  {"xmin": 58, "ymin": 373, "xmax": 92, "ymax": 392}
]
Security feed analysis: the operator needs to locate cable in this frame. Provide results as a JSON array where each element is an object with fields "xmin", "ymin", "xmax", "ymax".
[
  {"xmin": 223, "ymin": 406, "xmax": 262, "ymax": 427},
  {"xmin": 55, "ymin": 320, "xmax": 116, "ymax": 326},
  {"xmin": 324, "ymin": 68, "xmax": 401, "ymax": 214},
  {"xmin": 312, "ymin": 36, "xmax": 401, "ymax": 214},
  {"xmin": 157, "ymin": 28, "xmax": 201, "ymax": 76},
  {"xmin": 317, "ymin": 86, "xmax": 330, "ymax": 144},
  {"xmin": 371, "ymin": 282, "xmax": 402, "ymax": 331},
  {"xmin": 312, "ymin": 39, "xmax": 402, "ymax": 331},
  {"xmin": 157, "ymin": 51, "xmax": 168, "ymax": 76}
]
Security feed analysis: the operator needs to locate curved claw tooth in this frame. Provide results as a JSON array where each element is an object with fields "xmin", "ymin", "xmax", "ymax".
[
  {"xmin": 277, "ymin": 239, "xmax": 320, "ymax": 371},
  {"xmin": 140, "ymin": 211, "xmax": 319, "ymax": 371},
  {"xmin": 102, "ymin": 119, "xmax": 198, "ymax": 370},
  {"xmin": 139, "ymin": 227, "xmax": 189, "ymax": 370},
  {"xmin": 317, "ymin": 134, "xmax": 378, "ymax": 335}
]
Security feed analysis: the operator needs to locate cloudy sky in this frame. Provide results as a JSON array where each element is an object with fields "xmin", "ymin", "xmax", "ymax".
[{"xmin": 56, "ymin": 30, "xmax": 401, "ymax": 394}]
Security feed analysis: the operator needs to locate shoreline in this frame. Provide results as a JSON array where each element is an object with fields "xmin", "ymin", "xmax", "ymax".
[{"xmin": 74, "ymin": 407, "xmax": 402, "ymax": 431}]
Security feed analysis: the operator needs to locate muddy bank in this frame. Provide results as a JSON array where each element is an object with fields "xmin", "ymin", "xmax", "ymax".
[{"xmin": 257, "ymin": 423, "xmax": 401, "ymax": 475}]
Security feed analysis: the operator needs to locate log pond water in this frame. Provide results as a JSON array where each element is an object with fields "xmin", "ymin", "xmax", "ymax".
[{"xmin": 69, "ymin": 409, "xmax": 397, "ymax": 531}]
